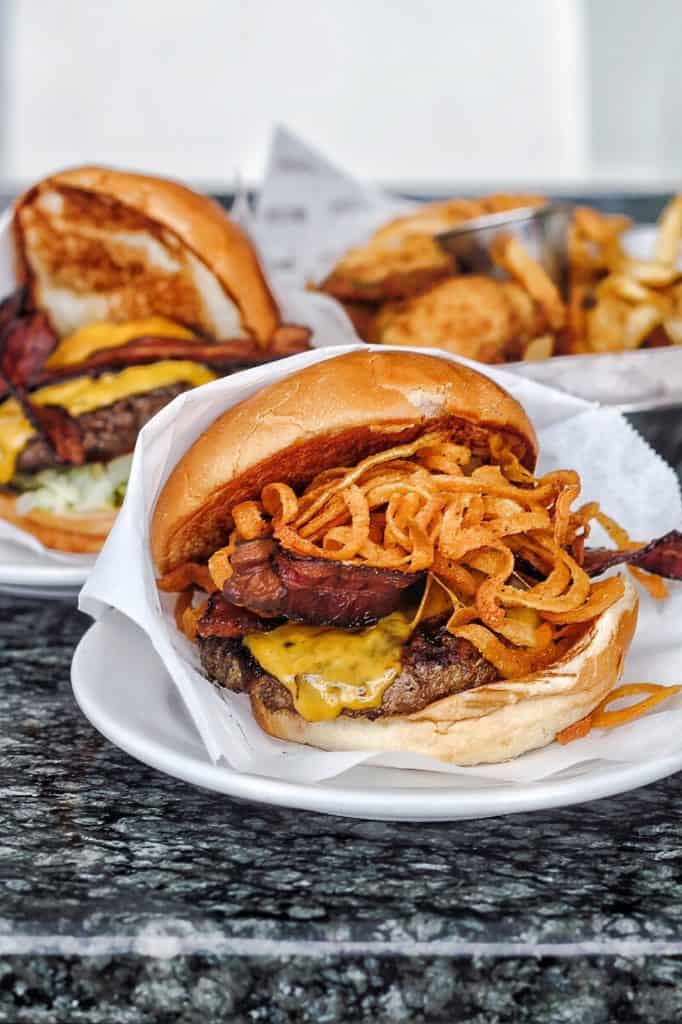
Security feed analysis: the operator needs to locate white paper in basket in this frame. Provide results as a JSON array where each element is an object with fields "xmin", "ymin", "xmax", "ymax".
[
  {"xmin": 0, "ymin": 201, "xmax": 357, "ymax": 566},
  {"xmin": 80, "ymin": 342, "xmax": 682, "ymax": 784},
  {"xmin": 249, "ymin": 127, "xmax": 682, "ymax": 410}
]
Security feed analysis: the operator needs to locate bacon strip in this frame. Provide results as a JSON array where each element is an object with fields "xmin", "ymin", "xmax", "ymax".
[
  {"xmin": 0, "ymin": 312, "xmax": 59, "ymax": 388},
  {"xmin": 583, "ymin": 531, "xmax": 682, "ymax": 580},
  {"xmin": 196, "ymin": 592, "xmax": 282, "ymax": 639},
  {"xmin": 0, "ymin": 294, "xmax": 311, "ymax": 397},
  {"xmin": 29, "ymin": 403, "xmax": 85, "ymax": 464},
  {"xmin": 34, "ymin": 329, "xmax": 312, "ymax": 386},
  {"xmin": 0, "ymin": 292, "xmax": 311, "ymax": 471},
  {"xmin": 0, "ymin": 291, "xmax": 48, "ymax": 401},
  {"xmin": 221, "ymin": 538, "xmax": 424, "ymax": 629},
  {"xmin": 0, "ymin": 308, "xmax": 84, "ymax": 464},
  {"xmin": 0, "ymin": 286, "xmax": 28, "ymax": 333}
]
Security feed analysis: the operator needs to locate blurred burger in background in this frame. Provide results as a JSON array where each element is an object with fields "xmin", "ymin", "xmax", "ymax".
[{"xmin": 0, "ymin": 166, "xmax": 310, "ymax": 552}]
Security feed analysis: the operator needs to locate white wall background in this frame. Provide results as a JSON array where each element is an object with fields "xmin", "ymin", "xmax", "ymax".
[
  {"xmin": 0, "ymin": 0, "xmax": 680, "ymax": 191},
  {"xmin": 587, "ymin": 0, "xmax": 682, "ymax": 184},
  {"xmin": 0, "ymin": 0, "xmax": 588, "ymax": 190}
]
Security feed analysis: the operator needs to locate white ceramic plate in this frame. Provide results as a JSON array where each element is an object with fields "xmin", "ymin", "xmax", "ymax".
[
  {"xmin": 0, "ymin": 540, "xmax": 93, "ymax": 587},
  {"xmin": 71, "ymin": 609, "xmax": 682, "ymax": 821},
  {"xmin": 0, "ymin": 583, "xmax": 81, "ymax": 600}
]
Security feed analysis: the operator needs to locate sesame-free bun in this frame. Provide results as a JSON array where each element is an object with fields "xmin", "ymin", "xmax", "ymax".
[
  {"xmin": 252, "ymin": 579, "xmax": 638, "ymax": 766},
  {"xmin": 151, "ymin": 350, "xmax": 538, "ymax": 573},
  {"xmin": 0, "ymin": 492, "xmax": 115, "ymax": 553},
  {"xmin": 13, "ymin": 165, "xmax": 280, "ymax": 343}
]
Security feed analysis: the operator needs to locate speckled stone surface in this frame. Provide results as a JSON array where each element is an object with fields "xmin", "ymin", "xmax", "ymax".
[
  {"xmin": 0, "ymin": 402, "xmax": 680, "ymax": 1021},
  {"xmin": 3, "ymin": 592, "xmax": 682, "ymax": 1020}
]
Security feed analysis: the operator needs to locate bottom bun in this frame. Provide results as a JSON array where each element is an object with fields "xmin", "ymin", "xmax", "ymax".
[
  {"xmin": 0, "ymin": 493, "xmax": 116, "ymax": 554},
  {"xmin": 251, "ymin": 578, "xmax": 639, "ymax": 766}
]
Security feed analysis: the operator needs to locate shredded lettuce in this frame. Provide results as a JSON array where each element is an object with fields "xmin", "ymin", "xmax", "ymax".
[{"xmin": 13, "ymin": 454, "xmax": 132, "ymax": 516}]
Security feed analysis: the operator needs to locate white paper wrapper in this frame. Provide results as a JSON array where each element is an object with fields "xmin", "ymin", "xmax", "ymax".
[
  {"xmin": 250, "ymin": 127, "xmax": 682, "ymax": 410},
  {"xmin": 0, "ymin": 201, "xmax": 357, "ymax": 566},
  {"xmin": 80, "ymin": 342, "xmax": 682, "ymax": 784}
]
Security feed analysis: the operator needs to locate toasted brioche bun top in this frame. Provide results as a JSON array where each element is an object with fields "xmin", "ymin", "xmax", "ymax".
[
  {"xmin": 14, "ymin": 165, "xmax": 280, "ymax": 343},
  {"xmin": 152, "ymin": 350, "xmax": 538, "ymax": 572}
]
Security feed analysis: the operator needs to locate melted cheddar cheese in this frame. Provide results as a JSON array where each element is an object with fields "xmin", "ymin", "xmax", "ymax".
[
  {"xmin": 0, "ymin": 360, "xmax": 215, "ymax": 483},
  {"xmin": 244, "ymin": 611, "xmax": 413, "ymax": 721},
  {"xmin": 0, "ymin": 400, "xmax": 36, "ymax": 485},
  {"xmin": 45, "ymin": 318, "xmax": 197, "ymax": 369}
]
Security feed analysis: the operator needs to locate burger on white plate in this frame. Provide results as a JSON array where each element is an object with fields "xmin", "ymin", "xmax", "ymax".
[{"xmin": 152, "ymin": 350, "xmax": 681, "ymax": 765}]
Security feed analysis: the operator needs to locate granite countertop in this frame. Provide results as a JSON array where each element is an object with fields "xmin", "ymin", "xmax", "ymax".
[
  {"xmin": 0, "ymin": 409, "xmax": 681, "ymax": 1023},
  {"xmin": 1, "ymin": 187, "xmax": 682, "ymax": 1020},
  {"xmin": 3, "ymin": 594, "xmax": 682, "ymax": 1023}
]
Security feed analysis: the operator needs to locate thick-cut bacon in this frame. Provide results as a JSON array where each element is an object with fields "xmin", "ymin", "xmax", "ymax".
[
  {"xmin": 196, "ymin": 592, "xmax": 282, "ymax": 639},
  {"xmin": 583, "ymin": 531, "xmax": 682, "ymax": 581},
  {"xmin": 0, "ymin": 292, "xmax": 311, "ymax": 470},
  {"xmin": 0, "ymin": 288, "xmax": 30, "ymax": 396},
  {"xmin": 0, "ymin": 286, "xmax": 28, "ymax": 334},
  {"xmin": 0, "ymin": 307, "xmax": 83, "ymax": 464},
  {"xmin": 29, "ymin": 403, "xmax": 85, "ymax": 464},
  {"xmin": 0, "ymin": 312, "xmax": 59, "ymax": 388},
  {"xmin": 33, "ymin": 328, "xmax": 312, "ymax": 386},
  {"xmin": 222, "ymin": 539, "xmax": 424, "ymax": 629}
]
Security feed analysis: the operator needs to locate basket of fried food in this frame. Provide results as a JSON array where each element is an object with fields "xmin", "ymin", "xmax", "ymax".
[{"xmin": 314, "ymin": 194, "xmax": 682, "ymax": 365}]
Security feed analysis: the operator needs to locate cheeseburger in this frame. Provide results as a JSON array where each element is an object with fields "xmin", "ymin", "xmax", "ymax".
[
  {"xmin": 153, "ymin": 351, "xmax": 681, "ymax": 765},
  {"xmin": 0, "ymin": 165, "xmax": 310, "ymax": 552}
]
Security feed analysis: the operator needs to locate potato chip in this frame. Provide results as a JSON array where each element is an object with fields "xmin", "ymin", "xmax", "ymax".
[
  {"xmin": 491, "ymin": 233, "xmax": 566, "ymax": 330},
  {"xmin": 601, "ymin": 274, "xmax": 655, "ymax": 305},
  {"xmin": 664, "ymin": 317, "xmax": 682, "ymax": 344},
  {"xmin": 623, "ymin": 259, "xmax": 678, "ymax": 287},
  {"xmin": 522, "ymin": 335, "xmax": 554, "ymax": 361}
]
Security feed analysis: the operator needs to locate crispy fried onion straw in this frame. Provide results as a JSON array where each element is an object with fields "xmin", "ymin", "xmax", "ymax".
[
  {"xmin": 556, "ymin": 682, "xmax": 681, "ymax": 744},
  {"xmin": 180, "ymin": 429, "xmax": 670, "ymax": 680}
]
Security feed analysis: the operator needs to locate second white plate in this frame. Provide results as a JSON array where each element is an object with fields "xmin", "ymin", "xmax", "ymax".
[{"xmin": 0, "ymin": 539, "xmax": 94, "ymax": 588}]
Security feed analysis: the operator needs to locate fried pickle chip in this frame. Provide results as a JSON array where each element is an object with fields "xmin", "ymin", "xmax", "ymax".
[
  {"xmin": 320, "ymin": 233, "xmax": 455, "ymax": 302},
  {"xmin": 318, "ymin": 194, "xmax": 546, "ymax": 303},
  {"xmin": 369, "ymin": 276, "xmax": 546, "ymax": 363}
]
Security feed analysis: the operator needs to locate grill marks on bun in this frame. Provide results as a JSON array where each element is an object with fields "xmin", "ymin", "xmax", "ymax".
[{"xmin": 14, "ymin": 166, "xmax": 281, "ymax": 344}]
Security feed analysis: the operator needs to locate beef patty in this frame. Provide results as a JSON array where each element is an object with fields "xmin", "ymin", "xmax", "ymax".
[
  {"xmin": 16, "ymin": 383, "xmax": 188, "ymax": 473},
  {"xmin": 198, "ymin": 615, "xmax": 499, "ymax": 719}
]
